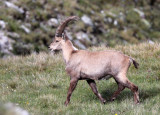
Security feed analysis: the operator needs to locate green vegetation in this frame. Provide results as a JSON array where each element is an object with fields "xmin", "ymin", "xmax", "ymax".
[
  {"xmin": 0, "ymin": 0, "xmax": 160, "ymax": 56},
  {"xmin": 0, "ymin": 43, "xmax": 160, "ymax": 114}
]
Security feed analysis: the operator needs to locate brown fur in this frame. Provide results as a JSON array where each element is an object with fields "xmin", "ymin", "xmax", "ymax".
[{"xmin": 49, "ymin": 16, "xmax": 140, "ymax": 106}]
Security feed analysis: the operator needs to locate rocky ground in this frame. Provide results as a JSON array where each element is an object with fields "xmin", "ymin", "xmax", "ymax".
[{"xmin": 0, "ymin": 0, "xmax": 160, "ymax": 57}]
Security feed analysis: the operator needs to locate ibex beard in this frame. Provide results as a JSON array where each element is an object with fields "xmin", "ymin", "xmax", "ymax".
[{"xmin": 49, "ymin": 16, "xmax": 140, "ymax": 106}]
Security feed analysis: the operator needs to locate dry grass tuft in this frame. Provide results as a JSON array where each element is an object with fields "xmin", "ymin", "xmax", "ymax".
[{"xmin": 0, "ymin": 43, "xmax": 160, "ymax": 114}]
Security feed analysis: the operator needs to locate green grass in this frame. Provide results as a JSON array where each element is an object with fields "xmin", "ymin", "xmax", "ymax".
[{"xmin": 0, "ymin": 43, "xmax": 160, "ymax": 115}]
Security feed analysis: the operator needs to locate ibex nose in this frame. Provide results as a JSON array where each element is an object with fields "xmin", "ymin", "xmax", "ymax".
[{"xmin": 49, "ymin": 45, "xmax": 53, "ymax": 51}]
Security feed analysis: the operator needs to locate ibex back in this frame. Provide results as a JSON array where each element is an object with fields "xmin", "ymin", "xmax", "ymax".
[{"xmin": 49, "ymin": 16, "xmax": 140, "ymax": 106}]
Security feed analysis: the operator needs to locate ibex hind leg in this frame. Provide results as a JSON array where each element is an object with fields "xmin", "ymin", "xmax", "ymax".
[
  {"xmin": 115, "ymin": 73, "xmax": 140, "ymax": 104},
  {"xmin": 110, "ymin": 80, "xmax": 125, "ymax": 101}
]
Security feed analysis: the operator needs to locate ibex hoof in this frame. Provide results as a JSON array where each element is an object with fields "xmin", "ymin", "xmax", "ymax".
[
  {"xmin": 110, "ymin": 97, "xmax": 115, "ymax": 102},
  {"xmin": 101, "ymin": 99, "xmax": 106, "ymax": 104},
  {"xmin": 64, "ymin": 101, "xmax": 69, "ymax": 106},
  {"xmin": 135, "ymin": 100, "xmax": 140, "ymax": 105}
]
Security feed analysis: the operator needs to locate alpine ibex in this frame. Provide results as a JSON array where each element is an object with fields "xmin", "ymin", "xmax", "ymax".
[{"xmin": 49, "ymin": 16, "xmax": 140, "ymax": 106}]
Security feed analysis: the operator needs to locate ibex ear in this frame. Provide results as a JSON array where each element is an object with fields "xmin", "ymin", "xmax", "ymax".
[{"xmin": 62, "ymin": 31, "xmax": 69, "ymax": 41}]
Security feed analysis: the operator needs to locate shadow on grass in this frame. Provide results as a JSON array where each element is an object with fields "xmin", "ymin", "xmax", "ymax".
[
  {"xmin": 85, "ymin": 83, "xmax": 160, "ymax": 103},
  {"xmin": 48, "ymin": 83, "xmax": 61, "ymax": 89}
]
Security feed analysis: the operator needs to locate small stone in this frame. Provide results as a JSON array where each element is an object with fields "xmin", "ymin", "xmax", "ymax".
[
  {"xmin": 0, "ymin": 31, "xmax": 13, "ymax": 55},
  {"xmin": 20, "ymin": 25, "xmax": 30, "ymax": 33},
  {"xmin": 75, "ymin": 32, "xmax": 90, "ymax": 42},
  {"xmin": 81, "ymin": 15, "xmax": 93, "ymax": 26},
  {"xmin": 7, "ymin": 32, "xmax": 20, "ymax": 38},
  {"xmin": 100, "ymin": 10, "xmax": 105, "ymax": 16},
  {"xmin": 106, "ymin": 12, "xmax": 116, "ymax": 18},
  {"xmin": 108, "ymin": 18, "xmax": 112, "ymax": 23},
  {"xmin": 74, "ymin": 40, "xmax": 86, "ymax": 49},
  {"xmin": 0, "ymin": 20, "xmax": 6, "ymax": 29},
  {"xmin": 133, "ymin": 8, "xmax": 145, "ymax": 18},
  {"xmin": 148, "ymin": 40, "xmax": 154, "ymax": 44},
  {"xmin": 47, "ymin": 18, "xmax": 59, "ymax": 27},
  {"xmin": 65, "ymin": 32, "xmax": 73, "ymax": 40},
  {"xmin": 113, "ymin": 20, "xmax": 118, "ymax": 26},
  {"xmin": 141, "ymin": 19, "xmax": 151, "ymax": 28},
  {"xmin": 4, "ymin": 1, "xmax": 24, "ymax": 14}
]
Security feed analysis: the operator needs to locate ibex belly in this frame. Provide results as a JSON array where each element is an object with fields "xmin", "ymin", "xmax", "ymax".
[{"xmin": 80, "ymin": 65, "xmax": 112, "ymax": 80}]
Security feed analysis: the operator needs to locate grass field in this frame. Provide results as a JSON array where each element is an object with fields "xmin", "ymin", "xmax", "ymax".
[{"xmin": 0, "ymin": 43, "xmax": 160, "ymax": 115}]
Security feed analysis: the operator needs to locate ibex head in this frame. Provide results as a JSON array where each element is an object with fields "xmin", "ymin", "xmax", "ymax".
[{"xmin": 49, "ymin": 16, "xmax": 79, "ymax": 51}]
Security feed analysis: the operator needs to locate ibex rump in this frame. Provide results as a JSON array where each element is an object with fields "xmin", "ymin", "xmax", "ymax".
[{"xmin": 49, "ymin": 16, "xmax": 140, "ymax": 106}]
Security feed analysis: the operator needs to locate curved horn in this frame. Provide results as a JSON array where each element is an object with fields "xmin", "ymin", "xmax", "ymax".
[{"xmin": 55, "ymin": 16, "xmax": 79, "ymax": 37}]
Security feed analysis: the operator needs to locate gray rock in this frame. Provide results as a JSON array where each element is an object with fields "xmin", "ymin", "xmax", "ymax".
[
  {"xmin": 4, "ymin": 1, "xmax": 24, "ymax": 14},
  {"xmin": 90, "ymin": 10, "xmax": 95, "ymax": 14},
  {"xmin": 81, "ymin": 15, "xmax": 93, "ymax": 26},
  {"xmin": 73, "ymin": 40, "xmax": 86, "ymax": 49},
  {"xmin": 100, "ymin": 10, "xmax": 105, "ymax": 16},
  {"xmin": 20, "ymin": 25, "xmax": 30, "ymax": 33},
  {"xmin": 0, "ymin": 20, "xmax": 6, "ymax": 29},
  {"xmin": 47, "ymin": 18, "xmax": 59, "ymax": 27},
  {"xmin": 90, "ymin": 35, "xmax": 98, "ymax": 45},
  {"xmin": 141, "ymin": 19, "xmax": 151, "ymax": 28},
  {"xmin": 25, "ymin": 11, "xmax": 30, "ymax": 21},
  {"xmin": 64, "ymin": 31, "xmax": 73, "ymax": 40},
  {"xmin": 148, "ymin": 40, "xmax": 154, "ymax": 44},
  {"xmin": 107, "ymin": 17, "xmax": 112, "ymax": 23},
  {"xmin": 40, "ymin": 23, "xmax": 49, "ymax": 31},
  {"xmin": 133, "ymin": 8, "xmax": 145, "ymax": 18},
  {"xmin": 0, "ymin": 102, "xmax": 30, "ymax": 115},
  {"xmin": 118, "ymin": 12, "xmax": 125, "ymax": 21},
  {"xmin": 75, "ymin": 32, "xmax": 90, "ymax": 42},
  {"xmin": 106, "ymin": 12, "xmax": 116, "ymax": 18},
  {"xmin": 0, "ymin": 31, "xmax": 13, "ymax": 56},
  {"xmin": 113, "ymin": 20, "xmax": 118, "ymax": 26},
  {"xmin": 7, "ymin": 32, "xmax": 20, "ymax": 38}
]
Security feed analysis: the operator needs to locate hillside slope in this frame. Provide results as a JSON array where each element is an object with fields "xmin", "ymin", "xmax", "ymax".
[
  {"xmin": 0, "ymin": 43, "xmax": 160, "ymax": 114},
  {"xmin": 0, "ymin": 0, "xmax": 160, "ymax": 57}
]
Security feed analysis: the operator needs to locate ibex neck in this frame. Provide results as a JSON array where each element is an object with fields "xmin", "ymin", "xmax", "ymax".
[{"xmin": 62, "ymin": 40, "xmax": 77, "ymax": 64}]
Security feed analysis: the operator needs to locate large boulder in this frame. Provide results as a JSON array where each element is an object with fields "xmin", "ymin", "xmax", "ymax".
[
  {"xmin": 0, "ymin": 31, "xmax": 13, "ymax": 57},
  {"xmin": 0, "ymin": 102, "xmax": 30, "ymax": 115}
]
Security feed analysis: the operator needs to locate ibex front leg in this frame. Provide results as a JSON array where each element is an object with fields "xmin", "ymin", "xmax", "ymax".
[
  {"xmin": 87, "ymin": 79, "xmax": 106, "ymax": 104},
  {"xmin": 65, "ymin": 78, "xmax": 78, "ymax": 106}
]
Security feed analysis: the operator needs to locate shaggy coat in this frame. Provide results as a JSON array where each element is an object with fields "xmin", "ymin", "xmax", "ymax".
[{"xmin": 49, "ymin": 16, "xmax": 140, "ymax": 106}]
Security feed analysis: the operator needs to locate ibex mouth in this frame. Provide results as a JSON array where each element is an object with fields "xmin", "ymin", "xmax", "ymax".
[
  {"xmin": 49, "ymin": 46, "xmax": 54, "ymax": 51},
  {"xmin": 49, "ymin": 48, "xmax": 59, "ymax": 54},
  {"xmin": 49, "ymin": 46, "xmax": 59, "ymax": 53},
  {"xmin": 49, "ymin": 48, "xmax": 53, "ymax": 51}
]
